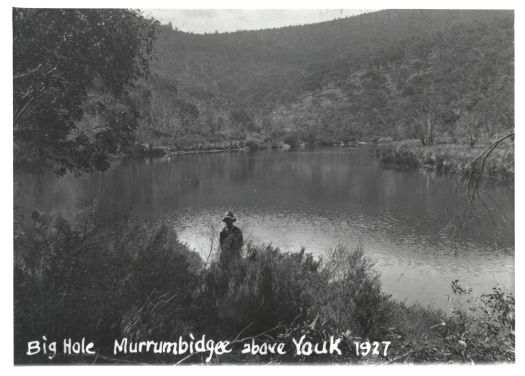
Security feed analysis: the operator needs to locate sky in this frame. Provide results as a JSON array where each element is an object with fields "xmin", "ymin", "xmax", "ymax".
[{"xmin": 144, "ymin": 9, "xmax": 375, "ymax": 34}]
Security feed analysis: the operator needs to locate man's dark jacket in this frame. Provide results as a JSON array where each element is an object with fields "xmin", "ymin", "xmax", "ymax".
[{"xmin": 219, "ymin": 225, "xmax": 243, "ymax": 264}]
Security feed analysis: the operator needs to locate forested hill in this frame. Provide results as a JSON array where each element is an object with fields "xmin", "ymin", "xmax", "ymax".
[{"xmin": 133, "ymin": 9, "xmax": 514, "ymax": 147}]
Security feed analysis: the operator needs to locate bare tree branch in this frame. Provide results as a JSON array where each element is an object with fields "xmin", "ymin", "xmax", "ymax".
[{"xmin": 444, "ymin": 132, "xmax": 514, "ymax": 232}]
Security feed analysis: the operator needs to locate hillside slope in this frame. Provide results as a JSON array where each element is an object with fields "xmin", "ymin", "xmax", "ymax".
[{"xmin": 131, "ymin": 9, "xmax": 514, "ymax": 147}]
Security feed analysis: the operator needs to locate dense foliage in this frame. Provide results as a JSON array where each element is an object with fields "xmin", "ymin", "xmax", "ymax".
[{"xmin": 13, "ymin": 9, "xmax": 159, "ymax": 175}]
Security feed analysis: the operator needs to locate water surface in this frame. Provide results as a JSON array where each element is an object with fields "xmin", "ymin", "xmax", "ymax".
[{"xmin": 19, "ymin": 147, "xmax": 514, "ymax": 309}]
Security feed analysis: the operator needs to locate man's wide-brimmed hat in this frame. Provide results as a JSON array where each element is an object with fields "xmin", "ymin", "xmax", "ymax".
[{"xmin": 222, "ymin": 211, "xmax": 236, "ymax": 222}]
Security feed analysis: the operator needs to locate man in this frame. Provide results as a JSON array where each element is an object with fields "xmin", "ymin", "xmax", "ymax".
[{"xmin": 219, "ymin": 211, "xmax": 243, "ymax": 265}]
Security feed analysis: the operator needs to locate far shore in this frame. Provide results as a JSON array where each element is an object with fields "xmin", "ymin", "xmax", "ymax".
[
  {"xmin": 120, "ymin": 138, "xmax": 373, "ymax": 159},
  {"xmin": 119, "ymin": 138, "xmax": 514, "ymax": 184}
]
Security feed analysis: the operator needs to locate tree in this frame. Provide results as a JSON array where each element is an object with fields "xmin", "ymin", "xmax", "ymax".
[
  {"xmin": 481, "ymin": 92, "xmax": 514, "ymax": 138},
  {"xmin": 175, "ymin": 100, "xmax": 199, "ymax": 131},
  {"xmin": 409, "ymin": 102, "xmax": 442, "ymax": 146},
  {"xmin": 13, "ymin": 9, "xmax": 159, "ymax": 176},
  {"xmin": 456, "ymin": 108, "xmax": 487, "ymax": 148},
  {"xmin": 229, "ymin": 109, "xmax": 254, "ymax": 133},
  {"xmin": 463, "ymin": 112, "xmax": 484, "ymax": 148}
]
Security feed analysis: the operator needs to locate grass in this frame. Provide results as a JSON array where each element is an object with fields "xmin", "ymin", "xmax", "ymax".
[
  {"xmin": 372, "ymin": 140, "xmax": 514, "ymax": 183},
  {"xmin": 13, "ymin": 205, "xmax": 514, "ymax": 364}
]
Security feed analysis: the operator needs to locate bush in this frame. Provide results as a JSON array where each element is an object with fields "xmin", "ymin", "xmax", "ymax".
[
  {"xmin": 313, "ymin": 244, "xmax": 391, "ymax": 338},
  {"xmin": 14, "ymin": 205, "xmax": 202, "ymax": 363},
  {"xmin": 283, "ymin": 132, "xmax": 300, "ymax": 148},
  {"xmin": 202, "ymin": 244, "xmax": 324, "ymax": 337},
  {"xmin": 384, "ymin": 281, "xmax": 515, "ymax": 364},
  {"xmin": 244, "ymin": 139, "xmax": 260, "ymax": 151},
  {"xmin": 440, "ymin": 282, "xmax": 515, "ymax": 362}
]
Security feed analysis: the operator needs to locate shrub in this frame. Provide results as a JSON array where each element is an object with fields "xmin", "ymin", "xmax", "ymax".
[
  {"xmin": 244, "ymin": 139, "xmax": 260, "ymax": 151},
  {"xmin": 202, "ymin": 243, "xmax": 395, "ymax": 348},
  {"xmin": 440, "ymin": 282, "xmax": 515, "ymax": 362},
  {"xmin": 203, "ymin": 244, "xmax": 325, "ymax": 336},
  {"xmin": 385, "ymin": 281, "xmax": 515, "ymax": 364},
  {"xmin": 14, "ymin": 205, "xmax": 202, "ymax": 362},
  {"xmin": 283, "ymin": 132, "xmax": 300, "ymax": 148},
  {"xmin": 311, "ymin": 244, "xmax": 392, "ymax": 338}
]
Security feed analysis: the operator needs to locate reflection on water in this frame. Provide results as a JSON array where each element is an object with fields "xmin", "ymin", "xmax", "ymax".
[{"xmin": 18, "ymin": 148, "xmax": 514, "ymax": 309}]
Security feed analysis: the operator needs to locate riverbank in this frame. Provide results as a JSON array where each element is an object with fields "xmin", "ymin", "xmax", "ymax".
[
  {"xmin": 371, "ymin": 140, "xmax": 514, "ymax": 184},
  {"xmin": 122, "ymin": 137, "xmax": 373, "ymax": 158},
  {"xmin": 122, "ymin": 141, "xmax": 268, "ymax": 158},
  {"xmin": 14, "ymin": 205, "xmax": 514, "ymax": 364}
]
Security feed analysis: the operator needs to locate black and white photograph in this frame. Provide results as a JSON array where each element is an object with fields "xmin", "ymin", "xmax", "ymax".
[{"xmin": 8, "ymin": 1, "xmax": 518, "ymax": 367}]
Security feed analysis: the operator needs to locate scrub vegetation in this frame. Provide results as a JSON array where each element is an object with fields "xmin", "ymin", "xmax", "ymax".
[{"xmin": 14, "ymin": 206, "xmax": 514, "ymax": 364}]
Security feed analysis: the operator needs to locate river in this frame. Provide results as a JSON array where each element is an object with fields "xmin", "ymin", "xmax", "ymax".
[{"xmin": 19, "ymin": 147, "xmax": 514, "ymax": 309}]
